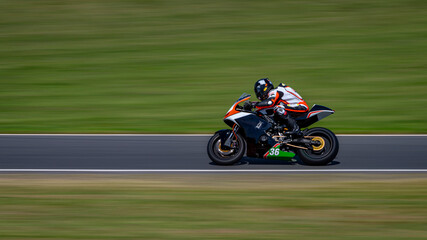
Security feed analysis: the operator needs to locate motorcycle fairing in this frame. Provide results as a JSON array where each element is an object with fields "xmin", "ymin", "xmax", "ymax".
[
  {"xmin": 264, "ymin": 143, "xmax": 295, "ymax": 160},
  {"xmin": 224, "ymin": 93, "xmax": 251, "ymax": 119},
  {"xmin": 225, "ymin": 113, "xmax": 273, "ymax": 144},
  {"xmin": 296, "ymin": 105, "xmax": 334, "ymax": 128},
  {"xmin": 225, "ymin": 110, "xmax": 276, "ymax": 157}
]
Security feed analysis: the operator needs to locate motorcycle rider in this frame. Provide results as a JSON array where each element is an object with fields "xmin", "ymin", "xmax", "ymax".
[{"xmin": 250, "ymin": 78, "xmax": 309, "ymax": 136}]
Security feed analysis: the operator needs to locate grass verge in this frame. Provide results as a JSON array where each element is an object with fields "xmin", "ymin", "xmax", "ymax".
[{"xmin": 0, "ymin": 174, "xmax": 426, "ymax": 239}]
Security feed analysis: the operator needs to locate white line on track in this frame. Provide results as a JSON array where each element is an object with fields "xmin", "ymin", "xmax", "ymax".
[
  {"xmin": 0, "ymin": 134, "xmax": 426, "ymax": 137},
  {"xmin": 0, "ymin": 169, "xmax": 426, "ymax": 172}
]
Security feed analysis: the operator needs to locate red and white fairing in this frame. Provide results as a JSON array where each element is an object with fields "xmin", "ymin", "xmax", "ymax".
[{"xmin": 224, "ymin": 95, "xmax": 252, "ymax": 124}]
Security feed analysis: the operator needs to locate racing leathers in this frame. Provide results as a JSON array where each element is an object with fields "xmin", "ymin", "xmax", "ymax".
[{"xmin": 254, "ymin": 83, "xmax": 308, "ymax": 136}]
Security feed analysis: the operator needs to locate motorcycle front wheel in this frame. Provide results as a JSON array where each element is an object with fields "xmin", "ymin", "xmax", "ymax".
[
  {"xmin": 297, "ymin": 127, "xmax": 339, "ymax": 165},
  {"xmin": 207, "ymin": 132, "xmax": 246, "ymax": 165}
]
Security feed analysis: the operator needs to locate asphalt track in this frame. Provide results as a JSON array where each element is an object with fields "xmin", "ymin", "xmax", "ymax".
[{"xmin": 0, "ymin": 134, "xmax": 426, "ymax": 172}]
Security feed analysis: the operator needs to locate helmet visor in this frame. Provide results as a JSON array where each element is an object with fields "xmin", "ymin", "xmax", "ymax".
[{"xmin": 255, "ymin": 85, "xmax": 268, "ymax": 100}]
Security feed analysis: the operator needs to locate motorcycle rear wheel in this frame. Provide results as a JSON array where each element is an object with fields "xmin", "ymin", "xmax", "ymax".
[
  {"xmin": 207, "ymin": 133, "xmax": 246, "ymax": 165},
  {"xmin": 297, "ymin": 127, "xmax": 339, "ymax": 165}
]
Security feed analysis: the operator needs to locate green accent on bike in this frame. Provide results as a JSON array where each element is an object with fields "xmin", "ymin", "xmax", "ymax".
[{"xmin": 264, "ymin": 144, "xmax": 295, "ymax": 160}]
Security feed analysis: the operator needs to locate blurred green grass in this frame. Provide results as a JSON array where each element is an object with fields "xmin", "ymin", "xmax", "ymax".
[
  {"xmin": 0, "ymin": 174, "xmax": 426, "ymax": 239},
  {"xmin": 0, "ymin": 0, "xmax": 426, "ymax": 133}
]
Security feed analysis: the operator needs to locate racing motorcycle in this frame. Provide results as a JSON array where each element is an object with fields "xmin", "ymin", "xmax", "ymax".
[{"xmin": 207, "ymin": 93, "xmax": 339, "ymax": 165}]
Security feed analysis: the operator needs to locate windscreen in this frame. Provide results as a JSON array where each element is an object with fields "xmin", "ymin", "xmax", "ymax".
[{"xmin": 236, "ymin": 93, "xmax": 251, "ymax": 103}]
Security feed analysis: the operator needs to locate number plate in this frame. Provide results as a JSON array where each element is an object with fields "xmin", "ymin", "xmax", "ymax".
[{"xmin": 263, "ymin": 144, "xmax": 295, "ymax": 160}]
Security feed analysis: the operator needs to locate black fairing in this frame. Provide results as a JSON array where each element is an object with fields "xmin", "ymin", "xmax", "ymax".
[
  {"xmin": 296, "ymin": 105, "xmax": 334, "ymax": 128},
  {"xmin": 225, "ymin": 113, "xmax": 274, "ymax": 157}
]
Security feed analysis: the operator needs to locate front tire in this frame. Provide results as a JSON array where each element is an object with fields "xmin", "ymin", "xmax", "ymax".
[
  {"xmin": 207, "ymin": 133, "xmax": 246, "ymax": 165},
  {"xmin": 297, "ymin": 127, "xmax": 339, "ymax": 166}
]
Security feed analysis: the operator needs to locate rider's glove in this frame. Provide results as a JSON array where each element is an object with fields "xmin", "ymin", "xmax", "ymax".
[{"xmin": 243, "ymin": 101, "xmax": 253, "ymax": 110}]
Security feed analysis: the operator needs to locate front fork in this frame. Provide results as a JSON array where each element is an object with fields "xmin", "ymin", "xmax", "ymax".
[{"xmin": 223, "ymin": 124, "xmax": 239, "ymax": 148}]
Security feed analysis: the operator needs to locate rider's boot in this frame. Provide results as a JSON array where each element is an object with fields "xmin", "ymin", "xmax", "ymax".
[
  {"xmin": 274, "ymin": 107, "xmax": 303, "ymax": 138},
  {"xmin": 283, "ymin": 115, "xmax": 303, "ymax": 137}
]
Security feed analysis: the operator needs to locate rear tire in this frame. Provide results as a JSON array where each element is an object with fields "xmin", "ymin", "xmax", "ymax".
[
  {"xmin": 207, "ymin": 133, "xmax": 246, "ymax": 165},
  {"xmin": 297, "ymin": 127, "xmax": 339, "ymax": 166}
]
